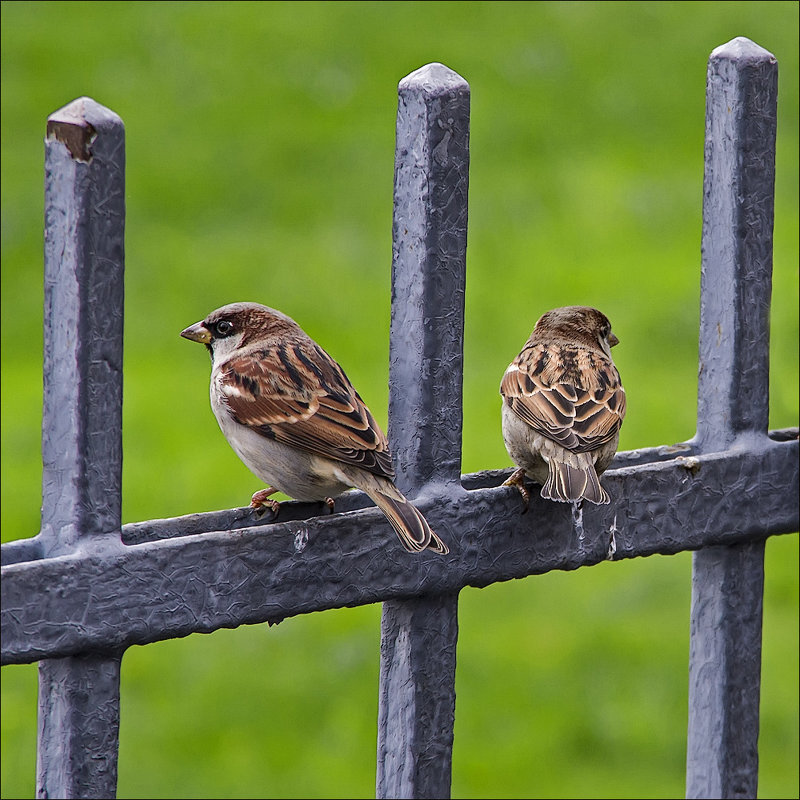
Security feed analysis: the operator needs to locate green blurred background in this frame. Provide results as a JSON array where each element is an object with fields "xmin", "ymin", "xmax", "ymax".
[{"xmin": 1, "ymin": 1, "xmax": 797, "ymax": 797}]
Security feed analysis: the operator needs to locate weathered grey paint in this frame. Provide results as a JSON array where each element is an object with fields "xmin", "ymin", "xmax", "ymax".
[
  {"xmin": 37, "ymin": 654, "xmax": 122, "ymax": 800},
  {"xmin": 2, "ymin": 441, "xmax": 796, "ymax": 666},
  {"xmin": 687, "ymin": 541, "xmax": 767, "ymax": 799},
  {"xmin": 377, "ymin": 594, "xmax": 459, "ymax": 799},
  {"xmin": 687, "ymin": 38, "xmax": 779, "ymax": 800},
  {"xmin": 388, "ymin": 62, "xmax": 469, "ymax": 490},
  {"xmin": 36, "ymin": 97, "xmax": 126, "ymax": 800},
  {"xmin": 696, "ymin": 38, "xmax": 776, "ymax": 450},
  {"xmin": 378, "ymin": 62, "xmax": 470, "ymax": 799},
  {"xmin": 41, "ymin": 97, "xmax": 125, "ymax": 559}
]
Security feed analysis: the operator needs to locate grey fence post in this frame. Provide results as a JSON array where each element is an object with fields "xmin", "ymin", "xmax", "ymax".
[
  {"xmin": 36, "ymin": 97, "xmax": 126, "ymax": 799},
  {"xmin": 687, "ymin": 38, "xmax": 778, "ymax": 800},
  {"xmin": 377, "ymin": 63, "xmax": 469, "ymax": 799}
]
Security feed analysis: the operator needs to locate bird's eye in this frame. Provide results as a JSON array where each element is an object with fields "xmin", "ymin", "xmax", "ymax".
[{"xmin": 214, "ymin": 320, "xmax": 234, "ymax": 337}]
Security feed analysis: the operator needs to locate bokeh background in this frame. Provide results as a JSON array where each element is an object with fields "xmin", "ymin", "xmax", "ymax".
[{"xmin": 1, "ymin": 2, "xmax": 797, "ymax": 798}]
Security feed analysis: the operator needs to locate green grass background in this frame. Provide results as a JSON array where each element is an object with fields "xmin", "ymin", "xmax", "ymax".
[{"xmin": 1, "ymin": 1, "xmax": 797, "ymax": 797}]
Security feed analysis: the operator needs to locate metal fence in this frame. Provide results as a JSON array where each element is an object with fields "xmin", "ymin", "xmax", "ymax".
[{"xmin": 2, "ymin": 36, "xmax": 798, "ymax": 800}]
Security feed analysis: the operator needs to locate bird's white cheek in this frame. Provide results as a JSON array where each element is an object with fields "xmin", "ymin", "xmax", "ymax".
[{"xmin": 209, "ymin": 332, "xmax": 246, "ymax": 362}]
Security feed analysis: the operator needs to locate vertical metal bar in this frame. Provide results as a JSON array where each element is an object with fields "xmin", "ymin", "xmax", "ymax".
[
  {"xmin": 377, "ymin": 63, "xmax": 469, "ymax": 800},
  {"xmin": 695, "ymin": 38, "xmax": 777, "ymax": 450},
  {"xmin": 687, "ymin": 541, "xmax": 766, "ymax": 800},
  {"xmin": 387, "ymin": 63, "xmax": 469, "ymax": 491},
  {"xmin": 37, "ymin": 654, "xmax": 123, "ymax": 799},
  {"xmin": 687, "ymin": 38, "xmax": 778, "ymax": 800},
  {"xmin": 37, "ymin": 97, "xmax": 126, "ymax": 800},
  {"xmin": 376, "ymin": 593, "xmax": 460, "ymax": 799}
]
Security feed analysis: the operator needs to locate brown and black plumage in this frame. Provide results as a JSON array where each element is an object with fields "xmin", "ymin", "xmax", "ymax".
[
  {"xmin": 181, "ymin": 302, "xmax": 448, "ymax": 554},
  {"xmin": 500, "ymin": 306, "xmax": 626, "ymax": 506}
]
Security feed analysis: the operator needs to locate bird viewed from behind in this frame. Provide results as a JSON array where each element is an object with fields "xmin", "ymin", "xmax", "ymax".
[{"xmin": 500, "ymin": 305, "xmax": 626, "ymax": 507}]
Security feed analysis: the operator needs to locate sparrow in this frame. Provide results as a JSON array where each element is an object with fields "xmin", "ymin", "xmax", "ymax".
[
  {"xmin": 500, "ymin": 306, "xmax": 626, "ymax": 507},
  {"xmin": 181, "ymin": 302, "xmax": 448, "ymax": 554}
]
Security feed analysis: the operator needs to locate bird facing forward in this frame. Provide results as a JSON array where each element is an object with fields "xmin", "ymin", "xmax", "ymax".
[
  {"xmin": 500, "ymin": 306, "xmax": 626, "ymax": 507},
  {"xmin": 181, "ymin": 302, "xmax": 448, "ymax": 554}
]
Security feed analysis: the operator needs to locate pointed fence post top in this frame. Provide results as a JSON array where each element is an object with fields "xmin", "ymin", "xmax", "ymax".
[
  {"xmin": 47, "ymin": 95, "xmax": 123, "ymax": 127},
  {"xmin": 46, "ymin": 96, "xmax": 123, "ymax": 162},
  {"xmin": 399, "ymin": 62, "xmax": 470, "ymax": 96},
  {"xmin": 710, "ymin": 36, "xmax": 777, "ymax": 65}
]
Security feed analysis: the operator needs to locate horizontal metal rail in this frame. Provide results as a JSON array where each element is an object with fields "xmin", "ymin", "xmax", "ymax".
[{"xmin": 3, "ymin": 437, "xmax": 796, "ymax": 667}]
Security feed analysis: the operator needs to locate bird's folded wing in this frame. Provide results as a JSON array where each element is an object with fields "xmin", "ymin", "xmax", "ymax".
[
  {"xmin": 218, "ymin": 342, "xmax": 395, "ymax": 479},
  {"xmin": 501, "ymin": 343, "xmax": 626, "ymax": 454}
]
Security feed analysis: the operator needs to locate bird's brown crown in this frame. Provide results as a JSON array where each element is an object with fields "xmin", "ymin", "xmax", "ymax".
[
  {"xmin": 530, "ymin": 306, "xmax": 615, "ymax": 350},
  {"xmin": 203, "ymin": 302, "xmax": 303, "ymax": 347}
]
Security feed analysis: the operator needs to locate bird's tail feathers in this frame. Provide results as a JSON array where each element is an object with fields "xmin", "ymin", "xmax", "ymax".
[
  {"xmin": 366, "ymin": 487, "xmax": 449, "ymax": 555},
  {"xmin": 542, "ymin": 458, "xmax": 610, "ymax": 505},
  {"xmin": 337, "ymin": 466, "xmax": 448, "ymax": 554}
]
